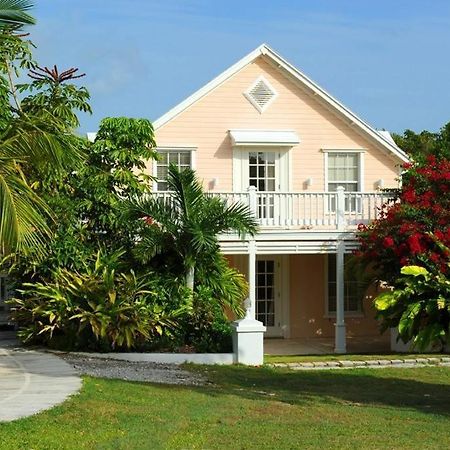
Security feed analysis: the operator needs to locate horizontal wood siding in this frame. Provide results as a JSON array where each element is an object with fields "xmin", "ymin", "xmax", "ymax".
[{"xmin": 153, "ymin": 55, "xmax": 400, "ymax": 192}]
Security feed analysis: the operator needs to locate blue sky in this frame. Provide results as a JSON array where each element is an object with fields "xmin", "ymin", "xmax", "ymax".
[{"xmin": 30, "ymin": 0, "xmax": 450, "ymax": 134}]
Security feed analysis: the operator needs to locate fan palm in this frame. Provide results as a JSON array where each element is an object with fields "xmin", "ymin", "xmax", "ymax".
[
  {"xmin": 127, "ymin": 165, "xmax": 258, "ymax": 290},
  {"xmin": 0, "ymin": 0, "xmax": 35, "ymax": 30}
]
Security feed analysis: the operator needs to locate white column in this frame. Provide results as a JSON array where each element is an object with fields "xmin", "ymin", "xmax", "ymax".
[
  {"xmin": 336, "ymin": 186, "xmax": 345, "ymax": 231},
  {"xmin": 248, "ymin": 239, "xmax": 256, "ymax": 319},
  {"xmin": 334, "ymin": 240, "xmax": 346, "ymax": 353},
  {"xmin": 231, "ymin": 186, "xmax": 266, "ymax": 365}
]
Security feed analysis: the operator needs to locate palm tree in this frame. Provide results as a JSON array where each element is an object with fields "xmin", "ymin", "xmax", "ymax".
[
  {"xmin": 127, "ymin": 165, "xmax": 258, "ymax": 290},
  {"xmin": 0, "ymin": 0, "xmax": 35, "ymax": 30}
]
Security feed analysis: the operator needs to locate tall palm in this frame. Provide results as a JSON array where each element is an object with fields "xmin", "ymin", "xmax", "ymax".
[
  {"xmin": 127, "ymin": 165, "xmax": 258, "ymax": 290},
  {"xmin": 0, "ymin": 0, "xmax": 35, "ymax": 30}
]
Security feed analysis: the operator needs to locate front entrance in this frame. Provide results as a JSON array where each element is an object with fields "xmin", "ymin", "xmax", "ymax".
[{"xmin": 256, "ymin": 255, "xmax": 288, "ymax": 337}]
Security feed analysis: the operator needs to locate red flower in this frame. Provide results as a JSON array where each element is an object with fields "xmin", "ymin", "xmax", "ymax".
[
  {"xmin": 383, "ymin": 236, "xmax": 395, "ymax": 248},
  {"xmin": 407, "ymin": 234, "xmax": 423, "ymax": 254}
]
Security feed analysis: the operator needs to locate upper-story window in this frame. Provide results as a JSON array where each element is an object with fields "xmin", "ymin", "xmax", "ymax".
[
  {"xmin": 325, "ymin": 151, "xmax": 364, "ymax": 212},
  {"xmin": 155, "ymin": 149, "xmax": 192, "ymax": 191},
  {"xmin": 327, "ymin": 152, "xmax": 360, "ymax": 192}
]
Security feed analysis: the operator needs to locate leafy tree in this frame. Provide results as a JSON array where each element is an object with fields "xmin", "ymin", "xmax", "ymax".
[
  {"xmin": 0, "ymin": 9, "xmax": 84, "ymax": 256},
  {"xmin": 127, "ymin": 165, "xmax": 258, "ymax": 291},
  {"xmin": 392, "ymin": 121, "xmax": 450, "ymax": 160}
]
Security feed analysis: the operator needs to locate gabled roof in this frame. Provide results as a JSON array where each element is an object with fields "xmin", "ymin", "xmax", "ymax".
[{"xmin": 154, "ymin": 43, "xmax": 409, "ymax": 163}]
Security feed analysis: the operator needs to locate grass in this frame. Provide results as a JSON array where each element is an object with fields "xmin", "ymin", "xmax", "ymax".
[
  {"xmin": 1, "ymin": 366, "xmax": 450, "ymax": 449},
  {"xmin": 265, "ymin": 353, "xmax": 448, "ymax": 364}
]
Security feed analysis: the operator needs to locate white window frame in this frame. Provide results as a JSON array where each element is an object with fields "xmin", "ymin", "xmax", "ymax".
[
  {"xmin": 323, "ymin": 149, "xmax": 365, "ymax": 193},
  {"xmin": 324, "ymin": 254, "xmax": 364, "ymax": 317},
  {"xmin": 322, "ymin": 149, "xmax": 365, "ymax": 213},
  {"xmin": 153, "ymin": 146, "xmax": 196, "ymax": 191}
]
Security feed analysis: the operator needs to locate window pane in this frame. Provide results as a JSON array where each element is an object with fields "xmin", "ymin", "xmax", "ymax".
[
  {"xmin": 179, "ymin": 152, "xmax": 191, "ymax": 165},
  {"xmin": 249, "ymin": 153, "xmax": 257, "ymax": 164},
  {"xmin": 266, "ymin": 180, "xmax": 275, "ymax": 191},
  {"xmin": 168, "ymin": 152, "xmax": 178, "ymax": 164}
]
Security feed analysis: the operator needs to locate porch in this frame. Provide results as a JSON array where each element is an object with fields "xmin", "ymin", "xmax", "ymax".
[{"xmin": 264, "ymin": 335, "xmax": 391, "ymax": 356}]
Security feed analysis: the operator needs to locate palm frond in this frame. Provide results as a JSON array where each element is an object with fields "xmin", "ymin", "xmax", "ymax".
[
  {"xmin": 0, "ymin": 0, "xmax": 35, "ymax": 29},
  {"xmin": 0, "ymin": 157, "xmax": 51, "ymax": 255}
]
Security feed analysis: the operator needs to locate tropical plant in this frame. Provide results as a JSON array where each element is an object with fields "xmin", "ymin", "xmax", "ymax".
[
  {"xmin": 374, "ymin": 265, "xmax": 450, "ymax": 351},
  {"xmin": 0, "ymin": 7, "xmax": 86, "ymax": 257},
  {"xmin": 0, "ymin": 0, "xmax": 35, "ymax": 30},
  {"xmin": 127, "ymin": 165, "xmax": 258, "ymax": 290},
  {"xmin": 9, "ymin": 251, "xmax": 186, "ymax": 350}
]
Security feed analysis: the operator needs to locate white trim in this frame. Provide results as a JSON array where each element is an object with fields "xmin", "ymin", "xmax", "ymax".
[
  {"xmin": 153, "ymin": 43, "xmax": 410, "ymax": 163},
  {"xmin": 243, "ymin": 75, "xmax": 278, "ymax": 113},
  {"xmin": 324, "ymin": 150, "xmax": 363, "ymax": 192},
  {"xmin": 229, "ymin": 129, "xmax": 299, "ymax": 147},
  {"xmin": 321, "ymin": 148, "xmax": 366, "ymax": 153}
]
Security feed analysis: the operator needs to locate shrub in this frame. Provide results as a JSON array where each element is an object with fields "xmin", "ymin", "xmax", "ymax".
[{"xmin": 9, "ymin": 253, "xmax": 186, "ymax": 350}]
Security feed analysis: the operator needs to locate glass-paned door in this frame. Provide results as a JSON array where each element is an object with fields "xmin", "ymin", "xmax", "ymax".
[
  {"xmin": 256, "ymin": 257, "xmax": 282, "ymax": 336},
  {"xmin": 248, "ymin": 151, "xmax": 278, "ymax": 219}
]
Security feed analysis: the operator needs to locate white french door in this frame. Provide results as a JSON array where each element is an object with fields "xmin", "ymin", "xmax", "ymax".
[{"xmin": 256, "ymin": 256, "xmax": 285, "ymax": 337}]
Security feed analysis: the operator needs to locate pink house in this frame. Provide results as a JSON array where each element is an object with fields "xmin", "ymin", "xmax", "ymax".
[{"xmin": 150, "ymin": 44, "xmax": 409, "ymax": 358}]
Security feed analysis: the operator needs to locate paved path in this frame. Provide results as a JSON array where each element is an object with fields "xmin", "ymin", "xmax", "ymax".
[{"xmin": 0, "ymin": 343, "xmax": 81, "ymax": 422}]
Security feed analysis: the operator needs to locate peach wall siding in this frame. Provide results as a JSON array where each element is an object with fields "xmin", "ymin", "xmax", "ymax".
[
  {"xmin": 153, "ymin": 56, "xmax": 400, "ymax": 191},
  {"xmin": 288, "ymin": 255, "xmax": 381, "ymax": 339},
  {"xmin": 227, "ymin": 254, "xmax": 382, "ymax": 339}
]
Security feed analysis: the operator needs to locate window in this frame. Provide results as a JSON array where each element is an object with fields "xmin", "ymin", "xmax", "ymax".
[
  {"xmin": 249, "ymin": 151, "xmax": 276, "ymax": 219},
  {"xmin": 326, "ymin": 152, "xmax": 362, "ymax": 212},
  {"xmin": 327, "ymin": 152, "xmax": 360, "ymax": 192},
  {"xmin": 327, "ymin": 254, "xmax": 363, "ymax": 314},
  {"xmin": 155, "ymin": 149, "xmax": 192, "ymax": 191},
  {"xmin": 256, "ymin": 260, "xmax": 275, "ymax": 327}
]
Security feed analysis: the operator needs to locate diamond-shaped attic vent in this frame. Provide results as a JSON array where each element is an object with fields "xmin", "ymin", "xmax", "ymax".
[{"xmin": 245, "ymin": 76, "xmax": 277, "ymax": 113}]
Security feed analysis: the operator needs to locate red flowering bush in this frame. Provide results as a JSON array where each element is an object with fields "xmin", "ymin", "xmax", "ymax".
[
  {"xmin": 358, "ymin": 154, "xmax": 450, "ymax": 284},
  {"xmin": 358, "ymin": 155, "xmax": 450, "ymax": 350}
]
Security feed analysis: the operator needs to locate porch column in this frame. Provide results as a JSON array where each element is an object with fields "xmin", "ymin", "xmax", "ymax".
[
  {"xmin": 334, "ymin": 240, "xmax": 347, "ymax": 353},
  {"xmin": 248, "ymin": 239, "xmax": 256, "ymax": 319}
]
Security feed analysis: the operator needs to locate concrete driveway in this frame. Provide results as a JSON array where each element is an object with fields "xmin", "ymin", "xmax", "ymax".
[{"xmin": 0, "ymin": 335, "xmax": 81, "ymax": 422}]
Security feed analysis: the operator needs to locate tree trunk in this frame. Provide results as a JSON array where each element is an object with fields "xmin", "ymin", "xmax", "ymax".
[{"xmin": 186, "ymin": 265, "xmax": 195, "ymax": 291}]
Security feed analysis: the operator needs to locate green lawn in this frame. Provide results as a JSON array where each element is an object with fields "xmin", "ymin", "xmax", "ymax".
[{"xmin": 1, "ymin": 366, "xmax": 450, "ymax": 449}]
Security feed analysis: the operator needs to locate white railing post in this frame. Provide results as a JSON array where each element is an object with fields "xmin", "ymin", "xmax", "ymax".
[
  {"xmin": 336, "ymin": 186, "xmax": 346, "ymax": 230},
  {"xmin": 247, "ymin": 185, "xmax": 257, "ymax": 218}
]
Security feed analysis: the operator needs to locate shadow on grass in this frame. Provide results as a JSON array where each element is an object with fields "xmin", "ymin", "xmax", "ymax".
[{"xmin": 186, "ymin": 365, "xmax": 450, "ymax": 417}]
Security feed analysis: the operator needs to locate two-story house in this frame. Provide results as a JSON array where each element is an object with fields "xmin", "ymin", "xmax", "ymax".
[{"xmin": 149, "ymin": 44, "xmax": 409, "ymax": 355}]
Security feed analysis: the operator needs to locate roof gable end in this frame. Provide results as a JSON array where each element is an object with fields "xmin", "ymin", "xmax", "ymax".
[{"xmin": 154, "ymin": 43, "xmax": 409, "ymax": 163}]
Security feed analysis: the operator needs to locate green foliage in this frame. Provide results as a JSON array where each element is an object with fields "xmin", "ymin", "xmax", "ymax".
[
  {"xmin": 127, "ymin": 164, "xmax": 258, "ymax": 290},
  {"xmin": 392, "ymin": 121, "xmax": 450, "ymax": 161},
  {"xmin": 9, "ymin": 252, "xmax": 185, "ymax": 350},
  {"xmin": 0, "ymin": 0, "xmax": 35, "ymax": 30},
  {"xmin": 374, "ymin": 265, "xmax": 450, "ymax": 351}
]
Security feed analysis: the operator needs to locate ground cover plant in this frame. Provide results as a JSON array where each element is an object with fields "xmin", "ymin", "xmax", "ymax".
[{"xmin": 0, "ymin": 365, "xmax": 449, "ymax": 449}]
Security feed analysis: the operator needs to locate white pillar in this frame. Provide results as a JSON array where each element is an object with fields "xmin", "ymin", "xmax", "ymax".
[
  {"xmin": 231, "ymin": 241, "xmax": 266, "ymax": 365},
  {"xmin": 334, "ymin": 240, "xmax": 346, "ymax": 353},
  {"xmin": 336, "ymin": 186, "xmax": 345, "ymax": 231},
  {"xmin": 248, "ymin": 239, "xmax": 256, "ymax": 319}
]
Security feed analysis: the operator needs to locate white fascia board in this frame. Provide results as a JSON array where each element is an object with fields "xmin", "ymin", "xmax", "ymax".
[
  {"xmin": 261, "ymin": 45, "xmax": 410, "ymax": 163},
  {"xmin": 229, "ymin": 129, "xmax": 300, "ymax": 147},
  {"xmin": 153, "ymin": 42, "xmax": 410, "ymax": 163}
]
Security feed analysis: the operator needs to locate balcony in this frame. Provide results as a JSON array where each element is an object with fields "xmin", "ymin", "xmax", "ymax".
[{"xmin": 154, "ymin": 186, "xmax": 393, "ymax": 231}]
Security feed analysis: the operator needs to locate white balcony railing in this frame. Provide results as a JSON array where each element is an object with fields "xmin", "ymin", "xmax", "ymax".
[{"xmin": 154, "ymin": 186, "xmax": 393, "ymax": 231}]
